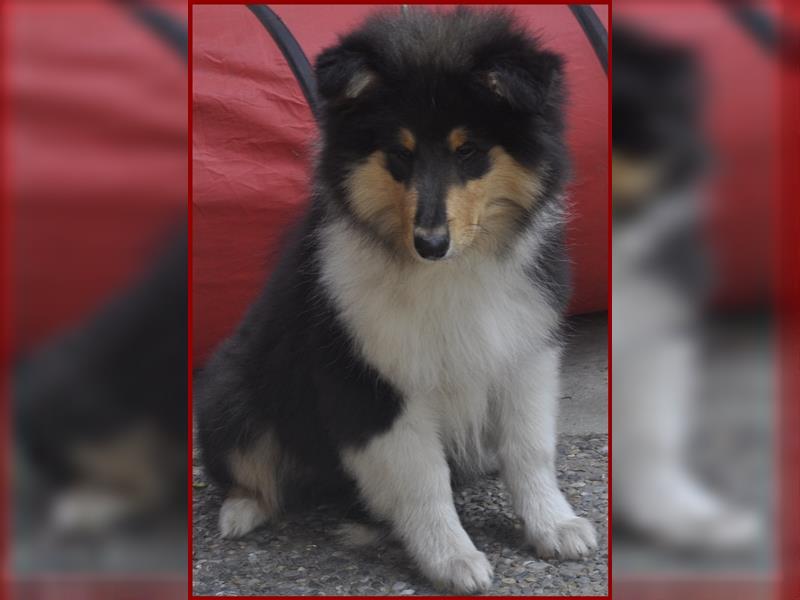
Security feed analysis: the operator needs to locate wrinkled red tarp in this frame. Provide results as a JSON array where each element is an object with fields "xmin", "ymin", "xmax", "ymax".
[
  {"xmin": 192, "ymin": 4, "xmax": 610, "ymax": 364},
  {"xmin": 12, "ymin": 3, "xmax": 187, "ymax": 355}
]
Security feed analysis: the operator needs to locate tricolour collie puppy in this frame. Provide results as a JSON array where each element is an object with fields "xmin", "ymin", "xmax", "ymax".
[
  {"xmin": 196, "ymin": 7, "xmax": 596, "ymax": 593},
  {"xmin": 612, "ymin": 22, "xmax": 761, "ymax": 552}
]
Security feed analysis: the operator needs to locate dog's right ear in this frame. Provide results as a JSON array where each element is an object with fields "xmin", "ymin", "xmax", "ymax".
[{"xmin": 314, "ymin": 45, "xmax": 377, "ymax": 104}]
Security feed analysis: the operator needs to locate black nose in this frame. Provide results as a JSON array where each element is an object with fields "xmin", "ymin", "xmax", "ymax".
[{"xmin": 413, "ymin": 230, "xmax": 450, "ymax": 260}]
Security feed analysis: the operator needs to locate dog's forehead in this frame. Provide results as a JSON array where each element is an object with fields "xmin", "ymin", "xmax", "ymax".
[
  {"xmin": 360, "ymin": 7, "xmax": 516, "ymax": 71},
  {"xmin": 386, "ymin": 83, "xmax": 493, "ymax": 141}
]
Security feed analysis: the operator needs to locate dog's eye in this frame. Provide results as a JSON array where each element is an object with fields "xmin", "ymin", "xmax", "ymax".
[
  {"xmin": 390, "ymin": 147, "xmax": 413, "ymax": 162},
  {"xmin": 456, "ymin": 143, "xmax": 477, "ymax": 159}
]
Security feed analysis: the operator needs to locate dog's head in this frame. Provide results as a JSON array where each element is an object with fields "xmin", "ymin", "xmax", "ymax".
[
  {"xmin": 314, "ymin": 7, "xmax": 568, "ymax": 261},
  {"xmin": 612, "ymin": 22, "xmax": 707, "ymax": 213}
]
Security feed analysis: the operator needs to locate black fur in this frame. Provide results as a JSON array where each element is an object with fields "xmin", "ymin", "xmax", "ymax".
[
  {"xmin": 196, "ymin": 7, "xmax": 571, "ymax": 499},
  {"xmin": 196, "ymin": 205, "xmax": 403, "ymax": 494},
  {"xmin": 613, "ymin": 21, "xmax": 712, "ymax": 301},
  {"xmin": 15, "ymin": 225, "xmax": 187, "ymax": 504}
]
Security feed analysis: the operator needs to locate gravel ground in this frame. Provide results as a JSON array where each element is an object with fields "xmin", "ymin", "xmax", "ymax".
[
  {"xmin": 192, "ymin": 433, "xmax": 608, "ymax": 596},
  {"xmin": 613, "ymin": 314, "xmax": 774, "ymax": 577}
]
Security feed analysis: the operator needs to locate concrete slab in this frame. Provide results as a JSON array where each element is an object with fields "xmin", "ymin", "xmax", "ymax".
[{"xmin": 560, "ymin": 313, "xmax": 609, "ymax": 436}]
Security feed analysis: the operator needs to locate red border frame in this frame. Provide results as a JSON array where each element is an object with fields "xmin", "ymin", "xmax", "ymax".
[
  {"xmin": 778, "ymin": 2, "xmax": 800, "ymax": 599},
  {"xmin": 188, "ymin": 3, "xmax": 195, "ymax": 598},
  {"xmin": 606, "ymin": 6, "xmax": 613, "ymax": 598},
  {"xmin": 1, "ymin": 0, "xmax": 10, "ymax": 598}
]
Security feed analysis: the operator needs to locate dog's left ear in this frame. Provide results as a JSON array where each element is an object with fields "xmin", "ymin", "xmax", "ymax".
[
  {"xmin": 476, "ymin": 50, "xmax": 564, "ymax": 112},
  {"xmin": 315, "ymin": 44, "xmax": 378, "ymax": 104}
]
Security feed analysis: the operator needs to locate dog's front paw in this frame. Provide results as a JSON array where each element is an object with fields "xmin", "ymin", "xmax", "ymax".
[
  {"xmin": 528, "ymin": 516, "xmax": 597, "ymax": 560},
  {"xmin": 427, "ymin": 550, "xmax": 494, "ymax": 594}
]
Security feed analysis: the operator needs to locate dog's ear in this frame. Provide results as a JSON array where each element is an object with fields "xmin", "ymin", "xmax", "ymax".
[
  {"xmin": 476, "ymin": 50, "xmax": 565, "ymax": 112},
  {"xmin": 315, "ymin": 44, "xmax": 378, "ymax": 104}
]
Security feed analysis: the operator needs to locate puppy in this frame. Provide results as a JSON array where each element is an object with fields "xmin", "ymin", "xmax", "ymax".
[
  {"xmin": 612, "ymin": 22, "xmax": 761, "ymax": 551},
  {"xmin": 196, "ymin": 7, "xmax": 596, "ymax": 593}
]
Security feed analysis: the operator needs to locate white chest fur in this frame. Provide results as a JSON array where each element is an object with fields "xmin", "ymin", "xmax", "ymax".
[{"xmin": 319, "ymin": 221, "xmax": 557, "ymax": 400}]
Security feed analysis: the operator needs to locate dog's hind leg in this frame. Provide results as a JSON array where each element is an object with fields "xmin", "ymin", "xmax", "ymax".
[{"xmin": 219, "ymin": 431, "xmax": 284, "ymax": 539}]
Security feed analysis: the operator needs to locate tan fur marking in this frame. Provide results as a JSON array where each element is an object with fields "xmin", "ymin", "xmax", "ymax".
[
  {"xmin": 448, "ymin": 127, "xmax": 468, "ymax": 152},
  {"xmin": 71, "ymin": 423, "xmax": 177, "ymax": 507},
  {"xmin": 612, "ymin": 152, "xmax": 662, "ymax": 206},
  {"xmin": 345, "ymin": 146, "xmax": 540, "ymax": 259},
  {"xmin": 447, "ymin": 146, "xmax": 544, "ymax": 255},
  {"xmin": 345, "ymin": 151, "xmax": 417, "ymax": 254},
  {"xmin": 399, "ymin": 128, "xmax": 416, "ymax": 152},
  {"xmin": 229, "ymin": 432, "xmax": 283, "ymax": 516}
]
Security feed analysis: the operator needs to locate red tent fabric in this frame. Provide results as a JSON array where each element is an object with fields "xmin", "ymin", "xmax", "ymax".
[
  {"xmin": 11, "ymin": 3, "xmax": 187, "ymax": 355},
  {"xmin": 192, "ymin": 4, "xmax": 609, "ymax": 365}
]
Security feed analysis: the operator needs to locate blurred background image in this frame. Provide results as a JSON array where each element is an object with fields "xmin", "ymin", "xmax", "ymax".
[
  {"xmin": 5, "ymin": 0, "xmax": 798, "ymax": 599},
  {"xmin": 6, "ymin": 2, "xmax": 187, "ymax": 598},
  {"xmin": 612, "ymin": 1, "xmax": 784, "ymax": 599}
]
